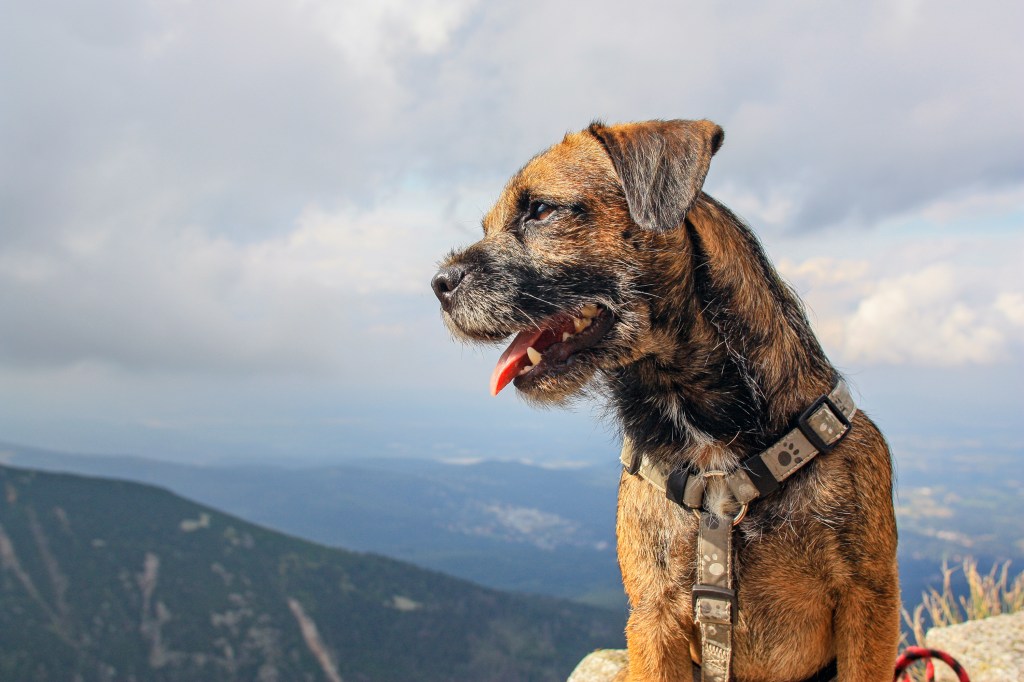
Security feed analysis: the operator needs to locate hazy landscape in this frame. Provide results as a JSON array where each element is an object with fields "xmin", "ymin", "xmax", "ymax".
[{"xmin": 3, "ymin": 439, "xmax": 1020, "ymax": 624}]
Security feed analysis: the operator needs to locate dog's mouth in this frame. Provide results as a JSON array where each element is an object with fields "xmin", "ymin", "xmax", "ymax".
[{"xmin": 489, "ymin": 303, "xmax": 614, "ymax": 396}]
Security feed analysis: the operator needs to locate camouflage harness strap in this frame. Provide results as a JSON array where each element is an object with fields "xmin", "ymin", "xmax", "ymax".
[
  {"xmin": 620, "ymin": 381, "xmax": 856, "ymax": 682},
  {"xmin": 694, "ymin": 510, "xmax": 735, "ymax": 681}
]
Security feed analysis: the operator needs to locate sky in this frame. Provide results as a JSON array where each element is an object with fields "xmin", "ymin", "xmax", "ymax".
[{"xmin": 0, "ymin": 0, "xmax": 1021, "ymax": 469}]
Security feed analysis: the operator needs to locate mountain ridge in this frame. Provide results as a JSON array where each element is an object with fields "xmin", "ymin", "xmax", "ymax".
[
  {"xmin": 0, "ymin": 462, "xmax": 624, "ymax": 681},
  {"xmin": 0, "ymin": 441, "xmax": 626, "ymax": 606}
]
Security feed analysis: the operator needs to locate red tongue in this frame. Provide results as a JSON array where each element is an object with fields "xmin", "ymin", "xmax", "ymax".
[{"xmin": 489, "ymin": 328, "xmax": 546, "ymax": 396}]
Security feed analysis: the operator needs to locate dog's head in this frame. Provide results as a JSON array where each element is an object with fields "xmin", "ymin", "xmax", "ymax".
[{"xmin": 432, "ymin": 119, "xmax": 724, "ymax": 403}]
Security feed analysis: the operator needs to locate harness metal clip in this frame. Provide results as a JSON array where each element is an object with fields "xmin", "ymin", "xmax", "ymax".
[{"xmin": 686, "ymin": 471, "xmax": 748, "ymax": 526}]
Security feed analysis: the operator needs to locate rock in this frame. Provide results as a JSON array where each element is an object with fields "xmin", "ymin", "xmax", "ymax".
[
  {"xmin": 926, "ymin": 610, "xmax": 1024, "ymax": 682},
  {"xmin": 569, "ymin": 612, "xmax": 1024, "ymax": 682},
  {"xmin": 567, "ymin": 649, "xmax": 627, "ymax": 682}
]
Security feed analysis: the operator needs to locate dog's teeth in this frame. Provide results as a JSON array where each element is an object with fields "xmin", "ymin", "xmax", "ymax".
[
  {"xmin": 573, "ymin": 317, "xmax": 591, "ymax": 333},
  {"xmin": 518, "ymin": 365, "xmax": 533, "ymax": 376},
  {"xmin": 581, "ymin": 303, "xmax": 600, "ymax": 319},
  {"xmin": 562, "ymin": 332, "xmax": 572, "ymax": 342},
  {"xmin": 526, "ymin": 347, "xmax": 543, "ymax": 365}
]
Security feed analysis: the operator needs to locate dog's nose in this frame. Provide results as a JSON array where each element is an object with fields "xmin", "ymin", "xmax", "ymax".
[{"xmin": 431, "ymin": 265, "xmax": 467, "ymax": 311}]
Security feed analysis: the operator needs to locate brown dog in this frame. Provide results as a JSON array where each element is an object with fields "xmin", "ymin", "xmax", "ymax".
[{"xmin": 432, "ymin": 120, "xmax": 899, "ymax": 681}]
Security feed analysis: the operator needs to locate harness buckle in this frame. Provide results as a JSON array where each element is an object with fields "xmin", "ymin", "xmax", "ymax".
[
  {"xmin": 692, "ymin": 584, "xmax": 737, "ymax": 624},
  {"xmin": 797, "ymin": 394, "xmax": 851, "ymax": 455}
]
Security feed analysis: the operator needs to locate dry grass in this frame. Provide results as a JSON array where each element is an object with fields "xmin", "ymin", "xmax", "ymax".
[
  {"xmin": 898, "ymin": 558, "xmax": 1024, "ymax": 680},
  {"xmin": 903, "ymin": 557, "xmax": 1024, "ymax": 645}
]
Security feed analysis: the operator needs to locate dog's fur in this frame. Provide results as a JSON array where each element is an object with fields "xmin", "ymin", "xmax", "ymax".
[{"xmin": 433, "ymin": 119, "xmax": 899, "ymax": 681}]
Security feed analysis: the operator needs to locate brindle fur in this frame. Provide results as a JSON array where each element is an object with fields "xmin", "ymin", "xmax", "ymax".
[{"xmin": 433, "ymin": 119, "xmax": 899, "ymax": 681}]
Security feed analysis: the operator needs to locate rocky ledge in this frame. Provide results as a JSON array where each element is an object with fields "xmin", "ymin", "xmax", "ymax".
[
  {"xmin": 926, "ymin": 610, "xmax": 1024, "ymax": 682},
  {"xmin": 567, "ymin": 612, "xmax": 1024, "ymax": 682},
  {"xmin": 567, "ymin": 649, "xmax": 627, "ymax": 682}
]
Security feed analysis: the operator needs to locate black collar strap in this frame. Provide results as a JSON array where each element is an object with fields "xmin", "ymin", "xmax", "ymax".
[{"xmin": 620, "ymin": 381, "xmax": 857, "ymax": 510}]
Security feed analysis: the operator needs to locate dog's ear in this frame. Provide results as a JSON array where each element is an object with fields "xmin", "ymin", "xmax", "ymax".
[{"xmin": 589, "ymin": 119, "xmax": 724, "ymax": 232}]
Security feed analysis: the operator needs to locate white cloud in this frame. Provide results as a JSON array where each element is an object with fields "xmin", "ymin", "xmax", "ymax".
[
  {"xmin": 298, "ymin": 0, "xmax": 479, "ymax": 68},
  {"xmin": 779, "ymin": 233, "xmax": 1024, "ymax": 368},
  {"xmin": 996, "ymin": 293, "xmax": 1024, "ymax": 328},
  {"xmin": 841, "ymin": 265, "xmax": 1008, "ymax": 365},
  {"xmin": 714, "ymin": 182, "xmax": 801, "ymax": 229},
  {"xmin": 244, "ymin": 198, "xmax": 454, "ymax": 296}
]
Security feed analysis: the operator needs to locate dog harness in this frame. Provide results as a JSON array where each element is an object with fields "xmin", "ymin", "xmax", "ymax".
[{"xmin": 620, "ymin": 381, "xmax": 856, "ymax": 682}]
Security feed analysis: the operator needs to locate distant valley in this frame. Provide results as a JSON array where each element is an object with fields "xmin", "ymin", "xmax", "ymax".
[
  {"xmin": 0, "ymin": 463, "xmax": 623, "ymax": 681},
  {"xmin": 2, "ymin": 439, "xmax": 1021, "ymax": 620},
  {"xmin": 0, "ymin": 443, "xmax": 626, "ymax": 608}
]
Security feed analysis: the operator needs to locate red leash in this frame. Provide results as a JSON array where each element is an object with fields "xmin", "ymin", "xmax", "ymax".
[{"xmin": 894, "ymin": 646, "xmax": 970, "ymax": 682}]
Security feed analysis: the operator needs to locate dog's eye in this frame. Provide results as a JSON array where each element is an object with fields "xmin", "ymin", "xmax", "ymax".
[{"xmin": 527, "ymin": 201, "xmax": 555, "ymax": 222}]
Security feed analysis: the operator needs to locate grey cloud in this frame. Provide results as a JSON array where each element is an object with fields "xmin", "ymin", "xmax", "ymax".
[
  {"xmin": 1, "ymin": 0, "xmax": 409, "ymax": 249},
  {"xmin": 0, "ymin": 195, "xmax": 460, "ymax": 376},
  {"xmin": 0, "ymin": 231, "xmax": 334, "ymax": 374},
  {"xmin": 5, "ymin": 0, "xmax": 1022, "ymax": 245},
  {"xmin": 1, "ymin": 0, "xmax": 1022, "ymax": 377},
  {"xmin": 400, "ymin": 1, "xmax": 1024, "ymax": 229}
]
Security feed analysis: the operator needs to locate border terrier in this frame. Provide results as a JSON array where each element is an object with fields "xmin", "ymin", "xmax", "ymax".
[{"xmin": 432, "ymin": 119, "xmax": 899, "ymax": 681}]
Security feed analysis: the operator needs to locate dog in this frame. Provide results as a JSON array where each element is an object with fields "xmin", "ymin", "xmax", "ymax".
[{"xmin": 432, "ymin": 119, "xmax": 899, "ymax": 682}]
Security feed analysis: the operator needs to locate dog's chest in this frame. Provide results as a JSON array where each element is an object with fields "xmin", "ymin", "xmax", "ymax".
[{"xmin": 616, "ymin": 472, "xmax": 837, "ymax": 674}]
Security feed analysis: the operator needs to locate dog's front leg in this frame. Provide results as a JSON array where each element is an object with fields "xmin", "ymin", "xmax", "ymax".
[
  {"xmin": 833, "ymin": 575, "xmax": 901, "ymax": 681},
  {"xmin": 617, "ymin": 474, "xmax": 699, "ymax": 681},
  {"xmin": 834, "ymin": 589, "xmax": 900, "ymax": 681},
  {"xmin": 619, "ymin": 601, "xmax": 696, "ymax": 681},
  {"xmin": 829, "ymin": 433, "xmax": 901, "ymax": 681}
]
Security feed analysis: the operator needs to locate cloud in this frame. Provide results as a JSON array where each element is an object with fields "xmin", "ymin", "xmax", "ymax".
[
  {"xmin": 299, "ymin": 0, "xmax": 480, "ymax": 68},
  {"xmin": 779, "ymin": 231, "xmax": 1024, "ymax": 367},
  {"xmin": 0, "ymin": 192, "xmax": 457, "ymax": 374},
  {"xmin": 841, "ymin": 265, "xmax": 1008, "ymax": 365},
  {"xmin": 996, "ymin": 292, "xmax": 1024, "ymax": 328},
  {"xmin": 1, "ymin": 0, "xmax": 1022, "ymax": 381},
  {"xmin": 5, "ymin": 0, "xmax": 1021, "ymax": 250},
  {"xmin": 403, "ymin": 0, "xmax": 1024, "ymax": 230},
  {"xmin": 0, "ymin": 0, "xmax": 470, "ymax": 250}
]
